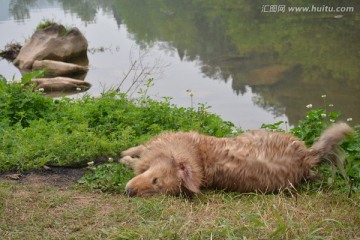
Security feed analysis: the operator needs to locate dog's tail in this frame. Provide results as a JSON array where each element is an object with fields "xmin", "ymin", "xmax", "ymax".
[{"xmin": 307, "ymin": 123, "xmax": 352, "ymax": 173}]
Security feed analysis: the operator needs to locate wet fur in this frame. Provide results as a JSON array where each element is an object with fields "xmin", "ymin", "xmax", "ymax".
[{"xmin": 121, "ymin": 123, "xmax": 352, "ymax": 197}]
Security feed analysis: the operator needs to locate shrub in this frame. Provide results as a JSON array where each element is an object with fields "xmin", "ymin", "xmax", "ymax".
[{"xmin": 0, "ymin": 70, "xmax": 54, "ymax": 128}]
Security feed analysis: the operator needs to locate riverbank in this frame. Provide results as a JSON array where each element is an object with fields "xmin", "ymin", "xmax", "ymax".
[{"xmin": 0, "ymin": 73, "xmax": 359, "ymax": 239}]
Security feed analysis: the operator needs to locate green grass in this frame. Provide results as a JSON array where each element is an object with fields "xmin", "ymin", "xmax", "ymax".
[
  {"xmin": 0, "ymin": 182, "xmax": 358, "ymax": 239},
  {"xmin": 35, "ymin": 20, "xmax": 72, "ymax": 36},
  {"xmin": 36, "ymin": 20, "xmax": 57, "ymax": 30}
]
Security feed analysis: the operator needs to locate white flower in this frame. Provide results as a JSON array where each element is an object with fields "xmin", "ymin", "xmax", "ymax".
[
  {"xmin": 306, "ymin": 104, "xmax": 312, "ymax": 109},
  {"xmin": 76, "ymin": 87, "xmax": 82, "ymax": 91},
  {"xmin": 87, "ymin": 161, "xmax": 94, "ymax": 166},
  {"xmin": 108, "ymin": 157, "xmax": 114, "ymax": 163},
  {"xmin": 330, "ymin": 119, "xmax": 335, "ymax": 123},
  {"xmin": 347, "ymin": 118, "xmax": 353, "ymax": 122},
  {"xmin": 38, "ymin": 88, "xmax": 44, "ymax": 92},
  {"xmin": 186, "ymin": 89, "xmax": 194, "ymax": 97},
  {"xmin": 321, "ymin": 95, "xmax": 327, "ymax": 98},
  {"xmin": 329, "ymin": 104, "xmax": 334, "ymax": 107},
  {"xmin": 321, "ymin": 114, "xmax": 326, "ymax": 118}
]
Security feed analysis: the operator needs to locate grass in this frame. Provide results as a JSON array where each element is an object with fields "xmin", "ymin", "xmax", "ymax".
[
  {"xmin": 0, "ymin": 182, "xmax": 358, "ymax": 239},
  {"xmin": 0, "ymin": 72, "xmax": 359, "ymax": 239},
  {"xmin": 35, "ymin": 20, "xmax": 72, "ymax": 36}
]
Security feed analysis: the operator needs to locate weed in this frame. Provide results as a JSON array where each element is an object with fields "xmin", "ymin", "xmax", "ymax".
[
  {"xmin": 112, "ymin": 47, "xmax": 168, "ymax": 96},
  {"xmin": 0, "ymin": 42, "xmax": 22, "ymax": 61},
  {"xmin": 290, "ymin": 99, "xmax": 360, "ymax": 191},
  {"xmin": 260, "ymin": 120, "xmax": 286, "ymax": 131},
  {"xmin": 35, "ymin": 20, "xmax": 71, "ymax": 36},
  {"xmin": 36, "ymin": 20, "xmax": 57, "ymax": 30},
  {"xmin": 0, "ymin": 70, "xmax": 54, "ymax": 128},
  {"xmin": 78, "ymin": 163, "xmax": 134, "ymax": 193}
]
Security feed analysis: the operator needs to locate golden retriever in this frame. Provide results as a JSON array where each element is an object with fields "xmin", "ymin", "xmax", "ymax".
[{"xmin": 120, "ymin": 123, "xmax": 351, "ymax": 197}]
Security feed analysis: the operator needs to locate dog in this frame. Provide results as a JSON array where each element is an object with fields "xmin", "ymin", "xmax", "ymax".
[{"xmin": 120, "ymin": 123, "xmax": 352, "ymax": 197}]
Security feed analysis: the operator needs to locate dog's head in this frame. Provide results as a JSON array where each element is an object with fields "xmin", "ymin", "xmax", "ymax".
[{"xmin": 125, "ymin": 152, "xmax": 201, "ymax": 197}]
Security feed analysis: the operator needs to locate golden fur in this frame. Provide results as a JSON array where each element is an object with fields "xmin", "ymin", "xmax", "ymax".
[{"xmin": 120, "ymin": 123, "xmax": 352, "ymax": 197}]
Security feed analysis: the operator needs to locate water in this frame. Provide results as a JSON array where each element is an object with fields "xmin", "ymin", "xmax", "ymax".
[{"xmin": 0, "ymin": 0, "xmax": 359, "ymax": 129}]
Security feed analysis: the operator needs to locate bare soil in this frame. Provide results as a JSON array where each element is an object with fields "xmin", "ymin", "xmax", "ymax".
[{"xmin": 0, "ymin": 166, "xmax": 88, "ymax": 189}]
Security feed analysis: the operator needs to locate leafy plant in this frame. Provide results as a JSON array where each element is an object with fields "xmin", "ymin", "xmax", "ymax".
[
  {"xmin": 0, "ymin": 74, "xmax": 6, "ymax": 92},
  {"xmin": 78, "ymin": 163, "xmax": 134, "ymax": 192},
  {"xmin": 0, "ymin": 70, "xmax": 54, "ymax": 128},
  {"xmin": 341, "ymin": 126, "xmax": 360, "ymax": 188},
  {"xmin": 291, "ymin": 96, "xmax": 342, "ymax": 146},
  {"xmin": 290, "ymin": 102, "xmax": 359, "ymax": 190},
  {"xmin": 291, "ymin": 108, "xmax": 330, "ymax": 146},
  {"xmin": 20, "ymin": 69, "xmax": 46, "ymax": 84},
  {"xmin": 261, "ymin": 121, "xmax": 286, "ymax": 132}
]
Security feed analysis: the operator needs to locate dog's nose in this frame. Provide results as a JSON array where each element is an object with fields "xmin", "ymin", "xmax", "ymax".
[{"xmin": 125, "ymin": 188, "xmax": 135, "ymax": 197}]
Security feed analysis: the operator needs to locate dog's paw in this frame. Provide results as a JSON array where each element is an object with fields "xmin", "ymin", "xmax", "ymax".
[
  {"xmin": 119, "ymin": 156, "xmax": 136, "ymax": 165},
  {"xmin": 121, "ymin": 145, "xmax": 145, "ymax": 157}
]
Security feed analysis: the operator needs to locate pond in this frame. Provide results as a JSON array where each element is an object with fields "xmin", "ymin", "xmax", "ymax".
[{"xmin": 0, "ymin": 0, "xmax": 359, "ymax": 129}]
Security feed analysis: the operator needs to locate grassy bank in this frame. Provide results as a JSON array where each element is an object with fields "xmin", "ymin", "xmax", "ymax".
[
  {"xmin": 0, "ymin": 182, "xmax": 358, "ymax": 239},
  {"xmin": 0, "ymin": 74, "xmax": 238, "ymax": 172},
  {"xmin": 0, "ymin": 73, "xmax": 359, "ymax": 239}
]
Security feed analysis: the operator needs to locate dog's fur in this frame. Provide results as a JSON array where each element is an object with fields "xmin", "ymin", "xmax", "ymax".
[{"xmin": 120, "ymin": 123, "xmax": 352, "ymax": 197}]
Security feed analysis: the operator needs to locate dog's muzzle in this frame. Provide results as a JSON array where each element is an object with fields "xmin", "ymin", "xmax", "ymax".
[{"xmin": 125, "ymin": 188, "xmax": 136, "ymax": 197}]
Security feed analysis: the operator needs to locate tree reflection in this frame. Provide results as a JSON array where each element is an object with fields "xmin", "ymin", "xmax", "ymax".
[
  {"xmin": 106, "ymin": 0, "xmax": 360, "ymax": 124},
  {"xmin": 59, "ymin": 0, "xmax": 102, "ymax": 23},
  {"xmin": 9, "ymin": 0, "xmax": 37, "ymax": 21}
]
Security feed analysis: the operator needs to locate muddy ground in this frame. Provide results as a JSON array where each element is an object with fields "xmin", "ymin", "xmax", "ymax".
[{"xmin": 0, "ymin": 166, "xmax": 88, "ymax": 189}]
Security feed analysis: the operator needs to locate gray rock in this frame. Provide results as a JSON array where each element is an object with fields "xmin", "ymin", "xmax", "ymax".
[
  {"xmin": 31, "ymin": 77, "xmax": 91, "ymax": 92},
  {"xmin": 13, "ymin": 24, "xmax": 88, "ymax": 70},
  {"xmin": 32, "ymin": 60, "xmax": 88, "ymax": 77}
]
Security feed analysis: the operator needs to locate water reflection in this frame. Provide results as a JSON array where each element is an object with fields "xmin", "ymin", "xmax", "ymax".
[
  {"xmin": 9, "ymin": 0, "xmax": 37, "ymax": 21},
  {"xmin": 2, "ymin": 0, "xmax": 360, "ymax": 126},
  {"xmin": 105, "ymin": 0, "xmax": 360, "ymax": 125}
]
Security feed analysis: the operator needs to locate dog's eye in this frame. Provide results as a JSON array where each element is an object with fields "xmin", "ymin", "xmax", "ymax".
[{"xmin": 152, "ymin": 177, "xmax": 158, "ymax": 185}]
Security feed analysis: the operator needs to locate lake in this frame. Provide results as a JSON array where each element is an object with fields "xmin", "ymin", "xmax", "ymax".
[{"xmin": 0, "ymin": 0, "xmax": 359, "ymax": 129}]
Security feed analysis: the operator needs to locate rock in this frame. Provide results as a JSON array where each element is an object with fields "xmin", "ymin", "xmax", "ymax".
[
  {"xmin": 13, "ymin": 23, "xmax": 88, "ymax": 70},
  {"xmin": 6, "ymin": 173, "xmax": 22, "ymax": 180},
  {"xmin": 33, "ymin": 60, "xmax": 88, "ymax": 77},
  {"xmin": 9, "ymin": 23, "xmax": 91, "ymax": 95},
  {"xmin": 31, "ymin": 77, "xmax": 91, "ymax": 92}
]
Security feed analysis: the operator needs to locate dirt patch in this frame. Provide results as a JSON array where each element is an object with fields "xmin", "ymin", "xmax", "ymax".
[{"xmin": 0, "ymin": 166, "xmax": 89, "ymax": 189}]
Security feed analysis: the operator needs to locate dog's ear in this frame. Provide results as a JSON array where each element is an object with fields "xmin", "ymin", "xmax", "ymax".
[{"xmin": 177, "ymin": 162, "xmax": 200, "ymax": 193}]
